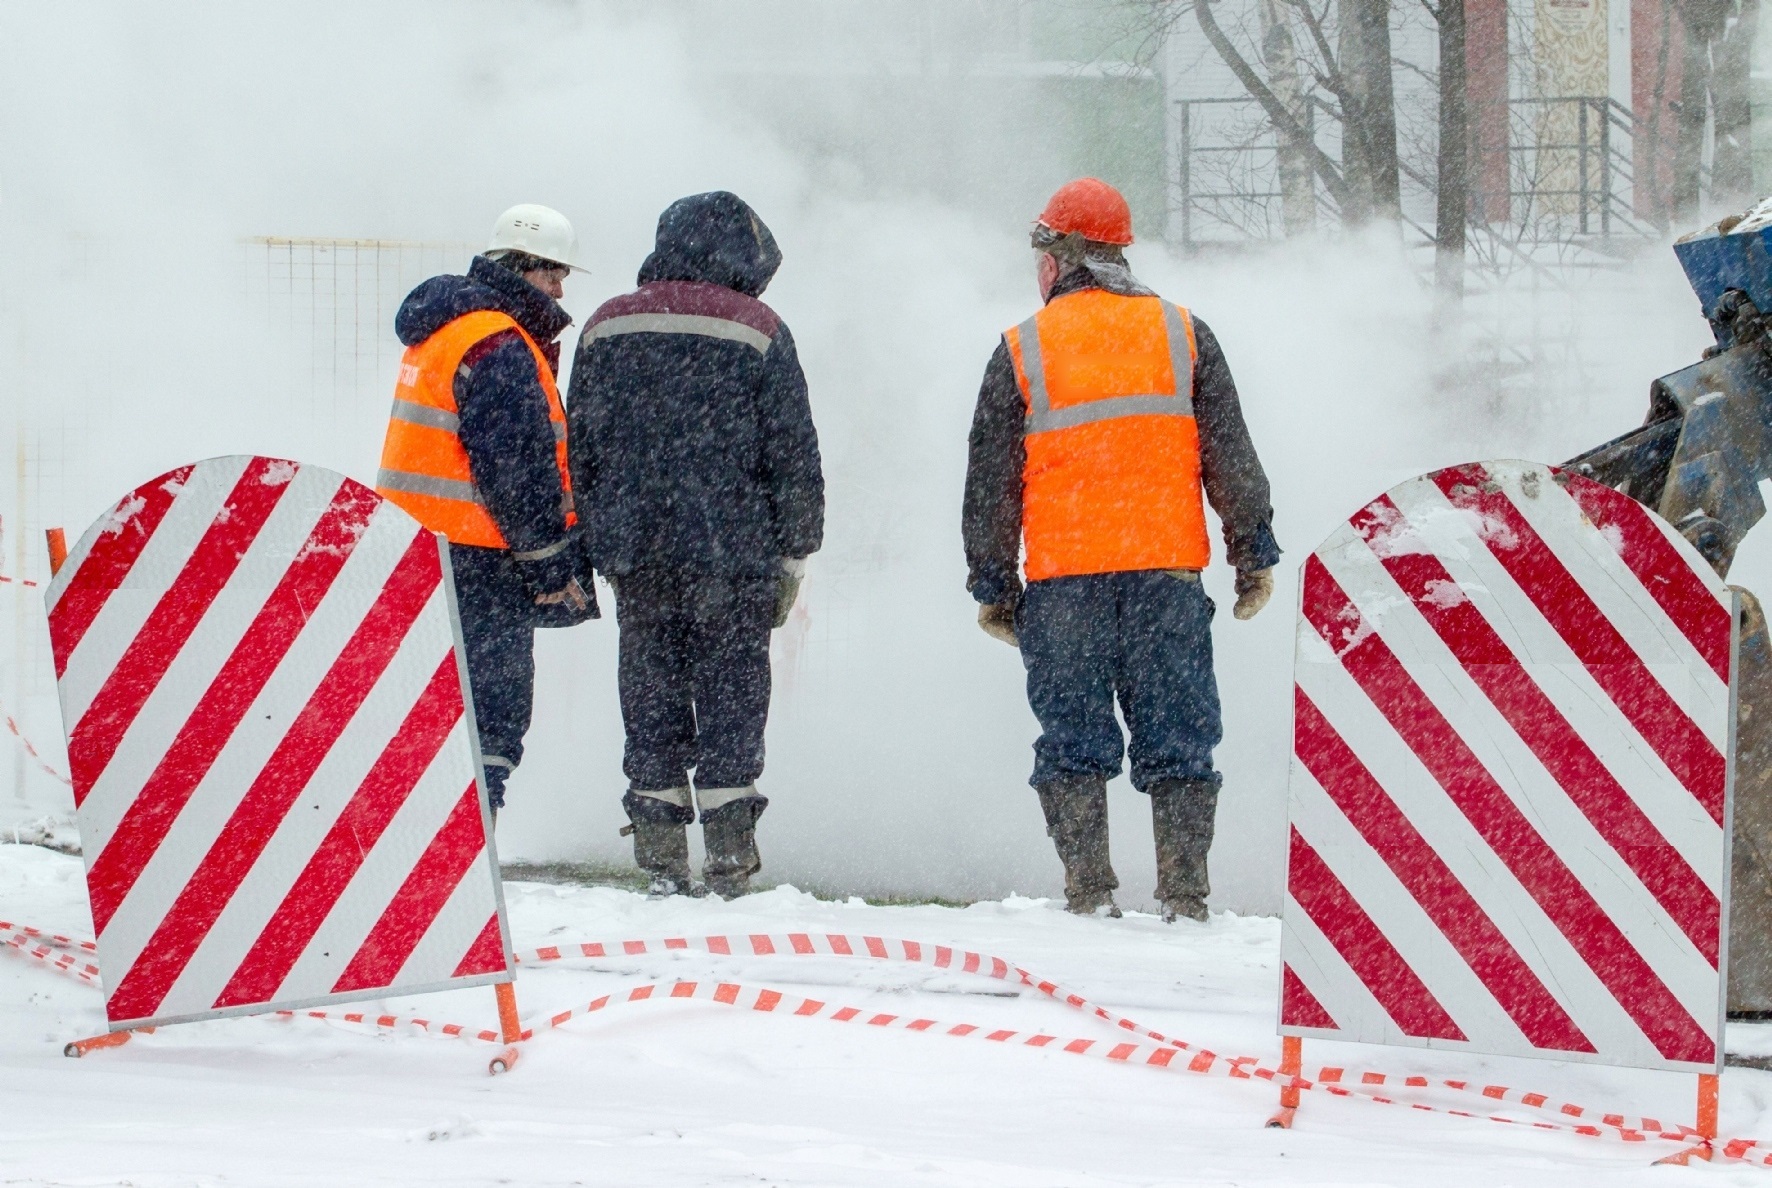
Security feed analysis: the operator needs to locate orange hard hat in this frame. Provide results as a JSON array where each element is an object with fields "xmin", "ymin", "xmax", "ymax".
[{"xmin": 1036, "ymin": 178, "xmax": 1133, "ymax": 246}]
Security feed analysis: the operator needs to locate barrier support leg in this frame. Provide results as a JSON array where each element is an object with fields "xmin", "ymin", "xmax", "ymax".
[
  {"xmin": 1267, "ymin": 1035, "xmax": 1302, "ymax": 1129},
  {"xmin": 63, "ymin": 1026, "xmax": 153, "ymax": 1058},
  {"xmin": 1654, "ymin": 1073, "xmax": 1718, "ymax": 1165},
  {"xmin": 489, "ymin": 980, "xmax": 522, "ymax": 1075}
]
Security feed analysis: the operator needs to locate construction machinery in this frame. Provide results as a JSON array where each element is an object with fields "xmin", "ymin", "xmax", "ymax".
[{"xmin": 1566, "ymin": 197, "xmax": 1772, "ymax": 1014}]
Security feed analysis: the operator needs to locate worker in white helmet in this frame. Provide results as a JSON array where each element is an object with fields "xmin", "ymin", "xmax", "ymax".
[{"xmin": 376, "ymin": 205, "xmax": 598, "ymax": 819}]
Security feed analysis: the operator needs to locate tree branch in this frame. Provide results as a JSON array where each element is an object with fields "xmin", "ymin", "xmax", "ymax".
[
  {"xmin": 1284, "ymin": 0, "xmax": 1342, "ymax": 82},
  {"xmin": 1194, "ymin": 0, "xmax": 1351, "ymax": 201}
]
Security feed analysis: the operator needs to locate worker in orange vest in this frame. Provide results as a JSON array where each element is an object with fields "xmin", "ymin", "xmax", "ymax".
[
  {"xmin": 963, "ymin": 179, "xmax": 1279, "ymax": 922},
  {"xmin": 377, "ymin": 204, "xmax": 597, "ymax": 818}
]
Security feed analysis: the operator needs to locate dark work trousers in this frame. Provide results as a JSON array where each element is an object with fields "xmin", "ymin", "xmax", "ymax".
[
  {"xmin": 451, "ymin": 545, "xmax": 538, "ymax": 811},
  {"xmin": 1017, "ymin": 570, "xmax": 1223, "ymax": 792},
  {"xmin": 614, "ymin": 570, "xmax": 776, "ymax": 793}
]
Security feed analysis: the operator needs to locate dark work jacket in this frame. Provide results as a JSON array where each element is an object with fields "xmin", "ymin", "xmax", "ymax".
[
  {"xmin": 395, "ymin": 256, "xmax": 592, "ymax": 613},
  {"xmin": 567, "ymin": 192, "xmax": 824, "ymax": 578},
  {"xmin": 962, "ymin": 269, "xmax": 1281, "ymax": 606}
]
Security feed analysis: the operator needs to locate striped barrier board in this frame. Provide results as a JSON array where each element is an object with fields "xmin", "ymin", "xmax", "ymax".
[
  {"xmin": 46, "ymin": 456, "xmax": 513, "ymax": 1030},
  {"xmin": 1283, "ymin": 459, "xmax": 1735, "ymax": 1073}
]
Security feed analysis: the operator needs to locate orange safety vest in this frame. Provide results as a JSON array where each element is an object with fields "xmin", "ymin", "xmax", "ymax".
[
  {"xmin": 376, "ymin": 309, "xmax": 575, "ymax": 550},
  {"xmin": 1005, "ymin": 288, "xmax": 1208, "ymax": 581}
]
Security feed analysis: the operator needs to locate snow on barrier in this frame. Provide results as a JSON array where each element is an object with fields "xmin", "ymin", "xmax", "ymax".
[
  {"xmin": 1282, "ymin": 458, "xmax": 1736, "ymax": 1156},
  {"xmin": 41, "ymin": 456, "xmax": 514, "ymax": 1032}
]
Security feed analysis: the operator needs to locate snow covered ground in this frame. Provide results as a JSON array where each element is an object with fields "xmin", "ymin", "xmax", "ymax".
[{"xmin": 5, "ymin": 843, "xmax": 1771, "ymax": 1186}]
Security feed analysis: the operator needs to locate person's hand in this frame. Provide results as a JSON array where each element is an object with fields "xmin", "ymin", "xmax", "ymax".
[
  {"xmin": 535, "ymin": 577, "xmax": 591, "ymax": 613},
  {"xmin": 977, "ymin": 600, "xmax": 1019, "ymax": 647},
  {"xmin": 1233, "ymin": 568, "xmax": 1274, "ymax": 620},
  {"xmin": 773, "ymin": 558, "xmax": 806, "ymax": 629}
]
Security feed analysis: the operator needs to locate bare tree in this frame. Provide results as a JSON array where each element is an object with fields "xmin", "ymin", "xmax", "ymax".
[
  {"xmin": 1672, "ymin": 0, "xmax": 1725, "ymax": 220},
  {"xmin": 1189, "ymin": 0, "xmax": 1357, "ymax": 211},
  {"xmin": 1154, "ymin": 0, "xmax": 1404, "ymax": 228},
  {"xmin": 1338, "ymin": 0, "xmax": 1403, "ymax": 221},
  {"xmin": 1257, "ymin": 0, "xmax": 1317, "ymax": 232},
  {"xmin": 1431, "ymin": 0, "xmax": 1466, "ymax": 295},
  {"xmin": 1709, "ymin": 0, "xmax": 1760, "ymax": 209}
]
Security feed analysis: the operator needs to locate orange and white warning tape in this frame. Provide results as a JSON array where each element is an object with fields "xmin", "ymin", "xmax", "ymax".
[
  {"xmin": 0, "ymin": 695, "xmax": 71, "ymax": 787},
  {"xmin": 528, "ymin": 975, "xmax": 1716, "ymax": 1150},
  {"xmin": 513, "ymin": 932, "xmax": 1703, "ymax": 1141},
  {"xmin": 2, "ymin": 927, "xmax": 101, "ymax": 984},
  {"xmin": 0, "ymin": 919, "xmax": 98, "ymax": 954},
  {"xmin": 6, "ymin": 919, "xmax": 1764, "ymax": 1163},
  {"xmin": 270, "ymin": 1006, "xmax": 509, "ymax": 1044}
]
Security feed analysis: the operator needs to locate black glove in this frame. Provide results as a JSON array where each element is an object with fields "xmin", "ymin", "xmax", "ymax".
[{"xmin": 514, "ymin": 537, "xmax": 599, "ymax": 626}]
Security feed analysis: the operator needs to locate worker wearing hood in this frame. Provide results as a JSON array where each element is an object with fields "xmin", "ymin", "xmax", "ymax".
[{"xmin": 568, "ymin": 191, "xmax": 824, "ymax": 899}]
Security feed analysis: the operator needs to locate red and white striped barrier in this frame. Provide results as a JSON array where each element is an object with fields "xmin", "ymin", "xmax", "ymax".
[
  {"xmin": 44, "ymin": 457, "xmax": 513, "ymax": 1030},
  {"xmin": 1286, "ymin": 460, "xmax": 1731, "ymax": 1074}
]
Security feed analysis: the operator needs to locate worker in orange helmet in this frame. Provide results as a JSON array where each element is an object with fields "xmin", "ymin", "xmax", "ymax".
[{"xmin": 962, "ymin": 178, "xmax": 1279, "ymax": 922}]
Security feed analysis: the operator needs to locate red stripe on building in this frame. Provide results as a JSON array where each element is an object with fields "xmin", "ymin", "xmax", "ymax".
[
  {"xmin": 1295, "ymin": 688, "xmax": 1595, "ymax": 1052},
  {"xmin": 1287, "ymin": 827, "xmax": 1467, "ymax": 1041},
  {"xmin": 85, "ymin": 483, "xmax": 382, "ymax": 933},
  {"xmin": 1351, "ymin": 496, "xmax": 1720, "ymax": 964},
  {"xmin": 1282, "ymin": 963, "xmax": 1339, "ymax": 1030},
  {"xmin": 104, "ymin": 535, "xmax": 441, "ymax": 1022},
  {"xmin": 331, "ymin": 784, "xmax": 485, "ymax": 993},
  {"xmin": 209, "ymin": 653, "xmax": 465, "ymax": 1008},
  {"xmin": 1561, "ymin": 475, "xmax": 1731, "ymax": 683},
  {"xmin": 452, "ymin": 914, "xmax": 506, "ymax": 979},
  {"xmin": 1431, "ymin": 466, "xmax": 1726, "ymax": 824},
  {"xmin": 49, "ymin": 465, "xmax": 192, "ymax": 678},
  {"xmin": 66, "ymin": 459, "xmax": 293, "ymax": 803},
  {"xmin": 1302, "ymin": 556, "xmax": 1715, "ymax": 1064}
]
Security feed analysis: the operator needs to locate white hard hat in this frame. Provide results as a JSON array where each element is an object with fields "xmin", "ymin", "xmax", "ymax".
[{"xmin": 486, "ymin": 203, "xmax": 582, "ymax": 271}]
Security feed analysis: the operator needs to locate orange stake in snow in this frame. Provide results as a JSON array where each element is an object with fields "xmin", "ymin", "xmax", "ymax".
[
  {"xmin": 1268, "ymin": 1035, "xmax": 1301, "ymax": 1129},
  {"xmin": 1656, "ymin": 1073, "xmax": 1720, "ymax": 1165}
]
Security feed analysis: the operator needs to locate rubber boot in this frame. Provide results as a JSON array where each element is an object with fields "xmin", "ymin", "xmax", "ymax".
[
  {"xmin": 1151, "ymin": 778, "xmax": 1218, "ymax": 922},
  {"xmin": 632, "ymin": 820, "xmax": 695, "ymax": 897},
  {"xmin": 622, "ymin": 788, "xmax": 698, "ymax": 897},
  {"xmin": 1035, "ymin": 774, "xmax": 1121, "ymax": 917},
  {"xmin": 702, "ymin": 796, "xmax": 767, "ymax": 899}
]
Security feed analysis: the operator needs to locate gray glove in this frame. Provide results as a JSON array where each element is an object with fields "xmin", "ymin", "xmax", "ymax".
[
  {"xmin": 773, "ymin": 557, "xmax": 806, "ymax": 629},
  {"xmin": 1233, "ymin": 568, "xmax": 1274, "ymax": 621},
  {"xmin": 977, "ymin": 600, "xmax": 1019, "ymax": 648}
]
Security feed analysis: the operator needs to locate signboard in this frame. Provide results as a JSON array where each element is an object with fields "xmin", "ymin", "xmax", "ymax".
[
  {"xmin": 47, "ymin": 456, "xmax": 512, "ymax": 1029},
  {"xmin": 1282, "ymin": 460, "xmax": 1733, "ymax": 1072}
]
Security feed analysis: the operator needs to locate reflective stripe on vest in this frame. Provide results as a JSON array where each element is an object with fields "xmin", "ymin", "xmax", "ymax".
[
  {"xmin": 1007, "ymin": 290, "xmax": 1209, "ymax": 581},
  {"xmin": 376, "ymin": 309, "xmax": 575, "ymax": 549},
  {"xmin": 1016, "ymin": 299, "xmax": 1195, "ymax": 434}
]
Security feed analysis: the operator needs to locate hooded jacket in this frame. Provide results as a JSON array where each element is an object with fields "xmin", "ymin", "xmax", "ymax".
[
  {"xmin": 394, "ymin": 255, "xmax": 579, "ymax": 596},
  {"xmin": 568, "ymin": 192, "xmax": 824, "ymax": 577},
  {"xmin": 963, "ymin": 267, "xmax": 1280, "ymax": 606}
]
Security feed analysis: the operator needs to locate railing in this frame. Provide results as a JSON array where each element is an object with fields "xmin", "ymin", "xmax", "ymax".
[
  {"xmin": 1173, "ymin": 97, "xmax": 1297, "ymax": 248},
  {"xmin": 1169, "ymin": 94, "xmax": 1662, "ymax": 252}
]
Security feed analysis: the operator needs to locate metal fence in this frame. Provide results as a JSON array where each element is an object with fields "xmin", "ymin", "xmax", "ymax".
[
  {"xmin": 241, "ymin": 237, "xmax": 475, "ymax": 411},
  {"xmin": 1170, "ymin": 94, "xmax": 1656, "ymax": 251}
]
